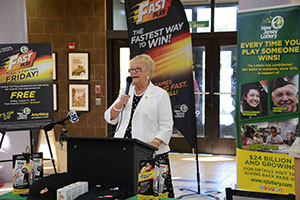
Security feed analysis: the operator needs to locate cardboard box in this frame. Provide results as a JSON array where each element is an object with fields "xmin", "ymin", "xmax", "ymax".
[{"xmin": 138, "ymin": 159, "xmax": 159, "ymax": 200}]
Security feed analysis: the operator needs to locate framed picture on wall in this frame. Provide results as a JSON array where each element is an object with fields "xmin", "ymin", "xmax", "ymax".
[
  {"xmin": 52, "ymin": 52, "xmax": 57, "ymax": 80},
  {"xmin": 53, "ymin": 84, "xmax": 57, "ymax": 111},
  {"xmin": 69, "ymin": 84, "xmax": 89, "ymax": 111},
  {"xmin": 68, "ymin": 52, "xmax": 89, "ymax": 80}
]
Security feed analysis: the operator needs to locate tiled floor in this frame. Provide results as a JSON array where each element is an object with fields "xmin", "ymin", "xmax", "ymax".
[
  {"xmin": 0, "ymin": 144, "xmax": 237, "ymax": 199},
  {"xmin": 170, "ymin": 153, "xmax": 236, "ymax": 199}
]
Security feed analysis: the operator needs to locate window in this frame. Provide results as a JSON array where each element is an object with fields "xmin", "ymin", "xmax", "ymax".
[
  {"xmin": 215, "ymin": 4, "xmax": 238, "ymax": 32},
  {"xmin": 111, "ymin": 0, "xmax": 239, "ymax": 33}
]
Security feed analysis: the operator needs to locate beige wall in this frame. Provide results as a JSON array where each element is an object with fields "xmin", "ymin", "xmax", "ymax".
[{"xmin": 26, "ymin": 0, "xmax": 107, "ymax": 138}]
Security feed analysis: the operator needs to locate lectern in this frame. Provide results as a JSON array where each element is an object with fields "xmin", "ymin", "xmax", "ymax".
[{"xmin": 65, "ymin": 137, "xmax": 157, "ymax": 194}]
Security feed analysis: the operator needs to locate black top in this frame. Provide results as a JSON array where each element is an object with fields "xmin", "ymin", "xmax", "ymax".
[{"xmin": 124, "ymin": 94, "xmax": 143, "ymax": 138}]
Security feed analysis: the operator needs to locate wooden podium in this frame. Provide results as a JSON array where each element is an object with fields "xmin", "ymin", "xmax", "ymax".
[{"xmin": 65, "ymin": 137, "xmax": 157, "ymax": 194}]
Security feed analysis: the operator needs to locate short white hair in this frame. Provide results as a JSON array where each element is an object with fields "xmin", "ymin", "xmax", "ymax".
[{"xmin": 130, "ymin": 54, "xmax": 155, "ymax": 76}]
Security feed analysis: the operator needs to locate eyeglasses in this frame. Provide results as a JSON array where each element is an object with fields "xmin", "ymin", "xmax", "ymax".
[
  {"xmin": 273, "ymin": 90, "xmax": 296, "ymax": 99},
  {"xmin": 128, "ymin": 67, "xmax": 143, "ymax": 73}
]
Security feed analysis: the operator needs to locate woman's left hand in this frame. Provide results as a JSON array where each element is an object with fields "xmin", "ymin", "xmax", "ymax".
[
  {"xmin": 148, "ymin": 141, "xmax": 160, "ymax": 148},
  {"xmin": 148, "ymin": 138, "xmax": 162, "ymax": 148}
]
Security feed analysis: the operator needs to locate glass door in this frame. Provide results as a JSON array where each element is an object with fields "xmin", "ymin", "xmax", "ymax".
[
  {"xmin": 186, "ymin": 38, "xmax": 237, "ymax": 154},
  {"xmin": 219, "ymin": 45, "xmax": 237, "ymax": 140},
  {"xmin": 209, "ymin": 38, "xmax": 237, "ymax": 155},
  {"xmin": 193, "ymin": 46, "xmax": 206, "ymax": 138}
]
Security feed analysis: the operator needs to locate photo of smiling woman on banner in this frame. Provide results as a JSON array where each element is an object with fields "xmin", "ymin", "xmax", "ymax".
[{"xmin": 241, "ymin": 82, "xmax": 267, "ymax": 118}]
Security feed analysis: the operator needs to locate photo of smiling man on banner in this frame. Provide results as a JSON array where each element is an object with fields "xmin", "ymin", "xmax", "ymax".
[{"xmin": 270, "ymin": 75, "xmax": 298, "ymax": 114}]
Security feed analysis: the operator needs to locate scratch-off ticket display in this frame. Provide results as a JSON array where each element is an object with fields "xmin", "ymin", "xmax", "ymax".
[{"xmin": 0, "ymin": 43, "xmax": 54, "ymax": 130}]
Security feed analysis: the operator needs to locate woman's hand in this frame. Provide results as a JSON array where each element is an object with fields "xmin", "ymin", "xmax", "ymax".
[
  {"xmin": 110, "ymin": 94, "xmax": 130, "ymax": 120},
  {"xmin": 117, "ymin": 94, "xmax": 130, "ymax": 108},
  {"xmin": 148, "ymin": 138, "xmax": 162, "ymax": 148}
]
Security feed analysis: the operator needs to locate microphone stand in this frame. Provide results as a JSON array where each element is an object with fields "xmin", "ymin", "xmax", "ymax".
[{"xmin": 59, "ymin": 122, "xmax": 68, "ymax": 148}]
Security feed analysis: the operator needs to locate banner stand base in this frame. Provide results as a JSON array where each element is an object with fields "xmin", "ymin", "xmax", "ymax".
[
  {"xmin": 178, "ymin": 187, "xmax": 221, "ymax": 199},
  {"xmin": 177, "ymin": 147, "xmax": 221, "ymax": 199}
]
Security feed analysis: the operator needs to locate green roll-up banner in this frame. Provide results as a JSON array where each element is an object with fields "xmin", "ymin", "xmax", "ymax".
[{"xmin": 235, "ymin": 5, "xmax": 300, "ymax": 194}]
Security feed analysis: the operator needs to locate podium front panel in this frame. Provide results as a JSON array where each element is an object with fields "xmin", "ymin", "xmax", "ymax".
[{"xmin": 66, "ymin": 137, "xmax": 156, "ymax": 194}]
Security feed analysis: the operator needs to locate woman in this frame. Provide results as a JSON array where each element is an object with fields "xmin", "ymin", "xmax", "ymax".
[
  {"xmin": 104, "ymin": 54, "xmax": 174, "ymax": 197},
  {"xmin": 241, "ymin": 131, "xmax": 247, "ymax": 145},
  {"xmin": 241, "ymin": 83, "xmax": 262, "ymax": 118},
  {"xmin": 245, "ymin": 127, "xmax": 255, "ymax": 145},
  {"xmin": 253, "ymin": 132, "xmax": 264, "ymax": 144},
  {"xmin": 287, "ymin": 131, "xmax": 296, "ymax": 146}
]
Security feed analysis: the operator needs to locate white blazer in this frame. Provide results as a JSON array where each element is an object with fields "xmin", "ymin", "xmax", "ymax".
[{"xmin": 104, "ymin": 82, "xmax": 173, "ymax": 155}]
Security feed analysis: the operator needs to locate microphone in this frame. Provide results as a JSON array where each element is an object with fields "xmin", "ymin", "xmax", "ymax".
[
  {"xmin": 67, "ymin": 110, "xmax": 80, "ymax": 123},
  {"xmin": 59, "ymin": 122, "xmax": 68, "ymax": 147},
  {"xmin": 125, "ymin": 76, "xmax": 132, "ymax": 95},
  {"xmin": 43, "ymin": 111, "xmax": 82, "ymax": 132},
  {"xmin": 56, "ymin": 111, "xmax": 81, "ymax": 125}
]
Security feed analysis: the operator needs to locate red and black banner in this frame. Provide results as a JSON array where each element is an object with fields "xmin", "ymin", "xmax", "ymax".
[
  {"xmin": 125, "ymin": 0, "xmax": 197, "ymax": 148},
  {"xmin": 0, "ymin": 43, "xmax": 53, "ymax": 131}
]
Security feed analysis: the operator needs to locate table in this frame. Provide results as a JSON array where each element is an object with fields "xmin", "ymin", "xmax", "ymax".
[
  {"xmin": 0, "ymin": 192, "xmax": 26, "ymax": 200},
  {"xmin": 0, "ymin": 192, "xmax": 178, "ymax": 200}
]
